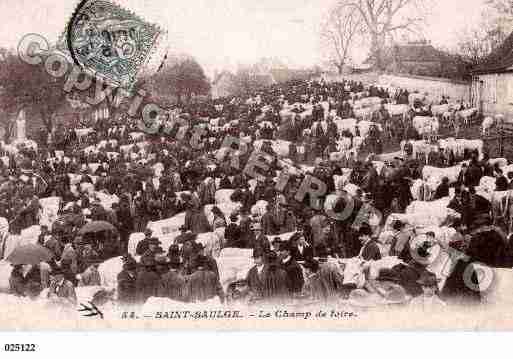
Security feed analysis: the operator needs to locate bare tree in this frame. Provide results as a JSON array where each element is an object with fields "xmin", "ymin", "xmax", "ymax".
[
  {"xmin": 342, "ymin": 0, "xmax": 428, "ymax": 70},
  {"xmin": 456, "ymin": 28, "xmax": 494, "ymax": 65},
  {"xmin": 320, "ymin": 5, "xmax": 363, "ymax": 74},
  {"xmin": 482, "ymin": 0, "xmax": 513, "ymax": 49},
  {"xmin": 454, "ymin": 0, "xmax": 513, "ymax": 64}
]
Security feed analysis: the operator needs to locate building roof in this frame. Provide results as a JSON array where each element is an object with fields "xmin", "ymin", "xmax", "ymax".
[
  {"xmin": 363, "ymin": 42, "xmax": 451, "ymax": 66},
  {"xmin": 392, "ymin": 43, "xmax": 449, "ymax": 63},
  {"xmin": 472, "ymin": 31, "xmax": 513, "ymax": 74}
]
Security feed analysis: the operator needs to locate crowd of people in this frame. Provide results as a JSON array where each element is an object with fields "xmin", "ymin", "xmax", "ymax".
[{"xmin": 0, "ymin": 77, "xmax": 509, "ymax": 308}]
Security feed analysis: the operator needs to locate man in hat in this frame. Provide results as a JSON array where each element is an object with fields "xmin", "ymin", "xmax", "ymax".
[
  {"xmin": 410, "ymin": 273, "xmax": 445, "ymax": 308},
  {"xmin": 136, "ymin": 228, "xmax": 154, "ymax": 256},
  {"xmin": 136, "ymin": 257, "xmax": 160, "ymax": 303},
  {"xmin": 140, "ymin": 237, "xmax": 164, "ymax": 265},
  {"xmin": 77, "ymin": 242, "xmax": 100, "ymax": 274},
  {"xmin": 47, "ymin": 267, "xmax": 77, "ymax": 306},
  {"xmin": 289, "ymin": 232, "xmax": 313, "ymax": 262},
  {"xmin": 261, "ymin": 251, "xmax": 289, "ymax": 301},
  {"xmin": 278, "ymin": 241, "xmax": 304, "ymax": 296},
  {"xmin": 158, "ymin": 254, "xmax": 186, "ymax": 301},
  {"xmin": 224, "ymin": 214, "xmax": 242, "ymax": 248},
  {"xmin": 246, "ymin": 249, "xmax": 266, "ymax": 301},
  {"xmin": 357, "ymin": 224, "xmax": 381, "ymax": 261},
  {"xmin": 174, "ymin": 225, "xmax": 192, "ymax": 245},
  {"xmin": 117, "ymin": 259, "xmax": 137, "ymax": 305},
  {"xmin": 389, "ymin": 220, "xmax": 413, "ymax": 259},
  {"xmin": 250, "ymin": 223, "xmax": 271, "ymax": 254},
  {"xmin": 192, "ymin": 242, "xmax": 219, "ymax": 279},
  {"xmin": 261, "ymin": 204, "xmax": 279, "ymax": 236},
  {"xmin": 186, "ymin": 255, "xmax": 224, "ymax": 303},
  {"xmin": 77, "ymin": 260, "xmax": 102, "ymax": 286}
]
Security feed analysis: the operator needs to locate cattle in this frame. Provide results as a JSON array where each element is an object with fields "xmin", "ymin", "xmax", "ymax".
[
  {"xmin": 333, "ymin": 169, "xmax": 353, "ymax": 191},
  {"xmin": 341, "ymin": 257, "xmax": 365, "ymax": 287},
  {"xmin": 401, "ymin": 140, "xmax": 438, "ymax": 164},
  {"xmin": 217, "ymin": 248, "xmax": 254, "ymax": 291},
  {"xmin": 409, "ymin": 93, "xmax": 426, "ymax": 105},
  {"xmin": 404, "ymin": 197, "xmax": 461, "ymax": 227},
  {"xmin": 411, "ymin": 179, "xmax": 433, "ymax": 201},
  {"xmin": 385, "ymin": 104, "xmax": 410, "ymax": 119},
  {"xmin": 413, "ymin": 116, "xmax": 439, "ymax": 137},
  {"xmin": 127, "ymin": 233, "xmax": 145, "ymax": 258},
  {"xmin": 353, "ymin": 107, "xmax": 373, "ymax": 121},
  {"xmin": 329, "ymin": 149, "xmax": 357, "ymax": 163},
  {"xmin": 333, "ymin": 118, "xmax": 357, "ymax": 136},
  {"xmin": 251, "ymin": 200, "xmax": 269, "ymax": 218},
  {"xmin": 98, "ymin": 256, "xmax": 123, "ymax": 289},
  {"xmin": 431, "ymin": 104, "xmax": 450, "ymax": 117},
  {"xmin": 456, "ymin": 108, "xmax": 478, "ymax": 126},
  {"xmin": 438, "ymin": 138, "xmax": 484, "ymax": 160},
  {"xmin": 0, "ymin": 260, "xmax": 12, "ymax": 293},
  {"xmin": 128, "ymin": 132, "xmax": 146, "ymax": 141},
  {"xmin": 196, "ymin": 231, "xmax": 224, "ymax": 258},
  {"xmin": 74, "ymin": 128, "xmax": 94, "ymax": 142},
  {"xmin": 422, "ymin": 165, "xmax": 462, "ymax": 185},
  {"xmin": 253, "ymin": 139, "xmax": 291, "ymax": 157}
]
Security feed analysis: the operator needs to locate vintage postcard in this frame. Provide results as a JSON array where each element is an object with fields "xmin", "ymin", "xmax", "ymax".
[{"xmin": 1, "ymin": 0, "xmax": 513, "ymax": 332}]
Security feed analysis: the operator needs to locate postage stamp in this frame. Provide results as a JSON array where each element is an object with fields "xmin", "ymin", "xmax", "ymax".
[{"xmin": 57, "ymin": 0, "xmax": 163, "ymax": 90}]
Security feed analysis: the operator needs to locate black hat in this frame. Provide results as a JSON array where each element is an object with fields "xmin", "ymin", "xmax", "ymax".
[
  {"xmin": 123, "ymin": 261, "xmax": 137, "ymax": 271},
  {"xmin": 148, "ymin": 237, "xmax": 161, "ymax": 245},
  {"xmin": 168, "ymin": 255, "xmax": 181, "ymax": 268},
  {"xmin": 315, "ymin": 244, "xmax": 329, "ymax": 258},
  {"xmin": 155, "ymin": 254, "xmax": 170, "ymax": 265},
  {"xmin": 392, "ymin": 220, "xmax": 404, "ymax": 231},
  {"xmin": 51, "ymin": 267, "xmax": 65, "ymax": 276},
  {"xmin": 303, "ymin": 259, "xmax": 319, "ymax": 273},
  {"xmin": 278, "ymin": 241, "xmax": 292, "ymax": 253},
  {"xmin": 252, "ymin": 248, "xmax": 264, "ymax": 259},
  {"xmin": 266, "ymin": 251, "xmax": 279, "ymax": 264},
  {"xmin": 416, "ymin": 273, "xmax": 439, "ymax": 287},
  {"xmin": 358, "ymin": 224, "xmax": 372, "ymax": 237},
  {"xmin": 168, "ymin": 244, "xmax": 180, "ymax": 255},
  {"xmin": 195, "ymin": 254, "xmax": 208, "ymax": 268}
]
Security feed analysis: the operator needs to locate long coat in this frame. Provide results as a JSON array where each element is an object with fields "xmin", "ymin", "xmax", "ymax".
[
  {"xmin": 246, "ymin": 265, "xmax": 265, "ymax": 298},
  {"xmin": 117, "ymin": 270, "xmax": 137, "ymax": 304},
  {"xmin": 135, "ymin": 268, "xmax": 160, "ymax": 303},
  {"xmin": 186, "ymin": 269, "xmax": 224, "ymax": 303},
  {"xmin": 281, "ymin": 258, "xmax": 304, "ymax": 294},
  {"xmin": 157, "ymin": 270, "xmax": 186, "ymax": 301}
]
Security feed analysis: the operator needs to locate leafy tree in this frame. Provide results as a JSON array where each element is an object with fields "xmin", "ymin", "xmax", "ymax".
[{"xmin": 150, "ymin": 57, "xmax": 210, "ymax": 103}]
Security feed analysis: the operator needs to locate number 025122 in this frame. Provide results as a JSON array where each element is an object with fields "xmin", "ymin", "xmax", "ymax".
[{"xmin": 4, "ymin": 344, "xmax": 36, "ymax": 352}]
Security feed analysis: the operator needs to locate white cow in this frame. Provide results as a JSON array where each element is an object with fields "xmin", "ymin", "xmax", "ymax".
[
  {"xmin": 98, "ymin": 256, "xmax": 123, "ymax": 289},
  {"xmin": 413, "ymin": 116, "xmax": 439, "ymax": 136},
  {"xmin": 456, "ymin": 108, "xmax": 478, "ymax": 126},
  {"xmin": 431, "ymin": 104, "xmax": 450, "ymax": 117},
  {"xmin": 386, "ymin": 104, "xmax": 410, "ymax": 118},
  {"xmin": 217, "ymin": 248, "xmax": 254, "ymax": 291},
  {"xmin": 422, "ymin": 165, "xmax": 462, "ymax": 185}
]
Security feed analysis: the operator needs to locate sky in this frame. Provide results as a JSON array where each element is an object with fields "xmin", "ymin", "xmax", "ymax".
[{"xmin": 0, "ymin": 0, "xmax": 489, "ymax": 77}]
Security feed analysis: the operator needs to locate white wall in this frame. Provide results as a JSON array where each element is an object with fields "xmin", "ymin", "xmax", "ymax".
[
  {"xmin": 472, "ymin": 73, "xmax": 513, "ymax": 117},
  {"xmin": 378, "ymin": 74, "xmax": 470, "ymax": 103}
]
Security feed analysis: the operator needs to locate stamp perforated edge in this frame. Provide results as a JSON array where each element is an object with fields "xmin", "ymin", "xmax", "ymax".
[{"xmin": 55, "ymin": 0, "xmax": 167, "ymax": 91}]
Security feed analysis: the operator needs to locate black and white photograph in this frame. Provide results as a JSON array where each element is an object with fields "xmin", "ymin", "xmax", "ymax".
[{"xmin": 1, "ymin": 0, "xmax": 513, "ymax": 334}]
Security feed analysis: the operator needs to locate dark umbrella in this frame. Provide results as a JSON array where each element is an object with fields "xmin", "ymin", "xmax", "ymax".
[
  {"xmin": 79, "ymin": 220, "xmax": 116, "ymax": 235},
  {"xmin": 7, "ymin": 244, "xmax": 53, "ymax": 265}
]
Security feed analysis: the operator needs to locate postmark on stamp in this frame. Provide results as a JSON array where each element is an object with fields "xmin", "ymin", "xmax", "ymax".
[{"xmin": 57, "ymin": 0, "xmax": 164, "ymax": 90}]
